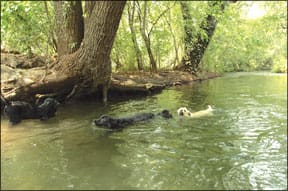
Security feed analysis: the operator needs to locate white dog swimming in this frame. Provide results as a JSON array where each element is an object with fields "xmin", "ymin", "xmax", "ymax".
[{"xmin": 177, "ymin": 105, "xmax": 214, "ymax": 118}]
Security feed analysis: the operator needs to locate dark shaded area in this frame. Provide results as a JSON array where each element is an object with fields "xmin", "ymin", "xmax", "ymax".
[{"xmin": 3, "ymin": 97, "xmax": 59, "ymax": 125}]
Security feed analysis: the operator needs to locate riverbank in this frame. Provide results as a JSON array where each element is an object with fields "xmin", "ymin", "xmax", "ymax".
[
  {"xmin": 1, "ymin": 52, "xmax": 220, "ymax": 101},
  {"xmin": 110, "ymin": 70, "xmax": 221, "ymax": 95}
]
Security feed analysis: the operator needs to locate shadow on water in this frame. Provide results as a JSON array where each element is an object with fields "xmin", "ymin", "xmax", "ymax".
[{"xmin": 1, "ymin": 72, "xmax": 287, "ymax": 190}]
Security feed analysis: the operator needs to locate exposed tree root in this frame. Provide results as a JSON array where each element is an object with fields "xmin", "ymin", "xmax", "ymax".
[{"xmin": 1, "ymin": 53, "xmax": 220, "ymax": 103}]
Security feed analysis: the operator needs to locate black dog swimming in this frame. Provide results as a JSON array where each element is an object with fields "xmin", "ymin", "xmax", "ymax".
[
  {"xmin": 93, "ymin": 109, "xmax": 172, "ymax": 129},
  {"xmin": 4, "ymin": 97, "xmax": 60, "ymax": 125}
]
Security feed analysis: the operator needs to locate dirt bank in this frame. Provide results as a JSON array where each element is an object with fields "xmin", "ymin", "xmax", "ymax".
[{"xmin": 1, "ymin": 52, "xmax": 220, "ymax": 101}]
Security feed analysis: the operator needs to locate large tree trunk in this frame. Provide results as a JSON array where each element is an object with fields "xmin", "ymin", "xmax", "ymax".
[
  {"xmin": 83, "ymin": 1, "xmax": 96, "ymax": 29},
  {"xmin": 175, "ymin": 1, "xmax": 226, "ymax": 75},
  {"xmin": 127, "ymin": 1, "xmax": 144, "ymax": 71},
  {"xmin": 84, "ymin": 1, "xmax": 96, "ymax": 18},
  {"xmin": 3, "ymin": 1, "xmax": 126, "ymax": 103},
  {"xmin": 54, "ymin": 1, "xmax": 84, "ymax": 57},
  {"xmin": 54, "ymin": 1, "xmax": 126, "ymax": 102}
]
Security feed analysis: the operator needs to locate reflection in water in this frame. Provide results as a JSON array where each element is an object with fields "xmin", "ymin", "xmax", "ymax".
[{"xmin": 1, "ymin": 73, "xmax": 287, "ymax": 190}]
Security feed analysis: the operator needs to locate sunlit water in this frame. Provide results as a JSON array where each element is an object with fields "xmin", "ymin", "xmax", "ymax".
[{"xmin": 1, "ymin": 72, "xmax": 287, "ymax": 190}]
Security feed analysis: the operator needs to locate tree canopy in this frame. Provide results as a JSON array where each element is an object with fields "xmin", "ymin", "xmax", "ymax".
[{"xmin": 1, "ymin": 1, "xmax": 287, "ymax": 73}]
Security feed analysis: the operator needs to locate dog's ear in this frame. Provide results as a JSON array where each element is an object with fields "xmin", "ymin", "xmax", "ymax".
[{"xmin": 177, "ymin": 107, "xmax": 184, "ymax": 114}]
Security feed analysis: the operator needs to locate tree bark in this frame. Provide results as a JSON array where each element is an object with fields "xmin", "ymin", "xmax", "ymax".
[
  {"xmin": 54, "ymin": 1, "xmax": 84, "ymax": 57},
  {"xmin": 53, "ymin": 1, "xmax": 126, "ymax": 102},
  {"xmin": 175, "ymin": 1, "xmax": 226, "ymax": 75},
  {"xmin": 84, "ymin": 1, "xmax": 96, "ymax": 18},
  {"xmin": 84, "ymin": 1, "xmax": 96, "ymax": 28}
]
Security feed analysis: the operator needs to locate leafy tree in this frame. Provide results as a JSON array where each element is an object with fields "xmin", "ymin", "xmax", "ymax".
[
  {"xmin": 1, "ymin": 1, "xmax": 286, "ymax": 75},
  {"xmin": 175, "ymin": 1, "xmax": 234, "ymax": 75},
  {"xmin": 112, "ymin": 13, "xmax": 138, "ymax": 72},
  {"xmin": 1, "ymin": 1, "xmax": 55, "ymax": 56},
  {"xmin": 3, "ymin": 1, "xmax": 126, "ymax": 103},
  {"xmin": 111, "ymin": 1, "xmax": 182, "ymax": 72},
  {"xmin": 127, "ymin": 1, "xmax": 144, "ymax": 71},
  {"xmin": 202, "ymin": 1, "xmax": 287, "ymax": 73}
]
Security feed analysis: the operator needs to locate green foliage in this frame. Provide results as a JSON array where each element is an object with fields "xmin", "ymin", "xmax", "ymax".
[
  {"xmin": 1, "ymin": 1, "xmax": 55, "ymax": 56},
  {"xmin": 111, "ymin": 1, "xmax": 185, "ymax": 72},
  {"xmin": 272, "ymin": 55, "xmax": 287, "ymax": 73},
  {"xmin": 112, "ymin": 1, "xmax": 286, "ymax": 73},
  {"xmin": 111, "ymin": 7, "xmax": 138, "ymax": 71},
  {"xmin": 181, "ymin": 1, "xmax": 210, "ymax": 50},
  {"xmin": 202, "ymin": 1, "xmax": 287, "ymax": 73},
  {"xmin": 1, "ymin": 1, "xmax": 286, "ymax": 73}
]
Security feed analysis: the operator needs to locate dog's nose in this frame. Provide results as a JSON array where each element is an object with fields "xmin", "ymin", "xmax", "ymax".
[
  {"xmin": 179, "ymin": 111, "xmax": 184, "ymax": 116},
  {"xmin": 93, "ymin": 119, "xmax": 100, "ymax": 125}
]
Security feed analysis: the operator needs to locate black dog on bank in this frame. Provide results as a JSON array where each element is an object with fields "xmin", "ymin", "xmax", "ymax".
[
  {"xmin": 93, "ymin": 109, "xmax": 173, "ymax": 129},
  {"xmin": 3, "ymin": 97, "xmax": 60, "ymax": 125}
]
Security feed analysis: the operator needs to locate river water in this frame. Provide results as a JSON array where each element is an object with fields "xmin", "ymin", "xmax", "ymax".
[{"xmin": 1, "ymin": 72, "xmax": 287, "ymax": 190}]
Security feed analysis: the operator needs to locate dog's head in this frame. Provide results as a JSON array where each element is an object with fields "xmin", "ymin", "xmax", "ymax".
[
  {"xmin": 94, "ymin": 115, "xmax": 118, "ymax": 128},
  {"xmin": 177, "ymin": 107, "xmax": 192, "ymax": 117},
  {"xmin": 159, "ymin": 109, "xmax": 173, "ymax": 118},
  {"xmin": 4, "ymin": 104, "xmax": 22, "ymax": 124},
  {"xmin": 4, "ymin": 101, "xmax": 35, "ymax": 124},
  {"xmin": 94, "ymin": 115, "xmax": 111, "ymax": 126},
  {"xmin": 38, "ymin": 98, "xmax": 60, "ymax": 119},
  {"xmin": 38, "ymin": 98, "xmax": 59, "ymax": 109},
  {"xmin": 38, "ymin": 98, "xmax": 60, "ymax": 109}
]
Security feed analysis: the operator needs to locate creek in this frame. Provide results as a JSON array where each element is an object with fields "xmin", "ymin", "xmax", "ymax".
[{"xmin": 1, "ymin": 72, "xmax": 287, "ymax": 190}]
